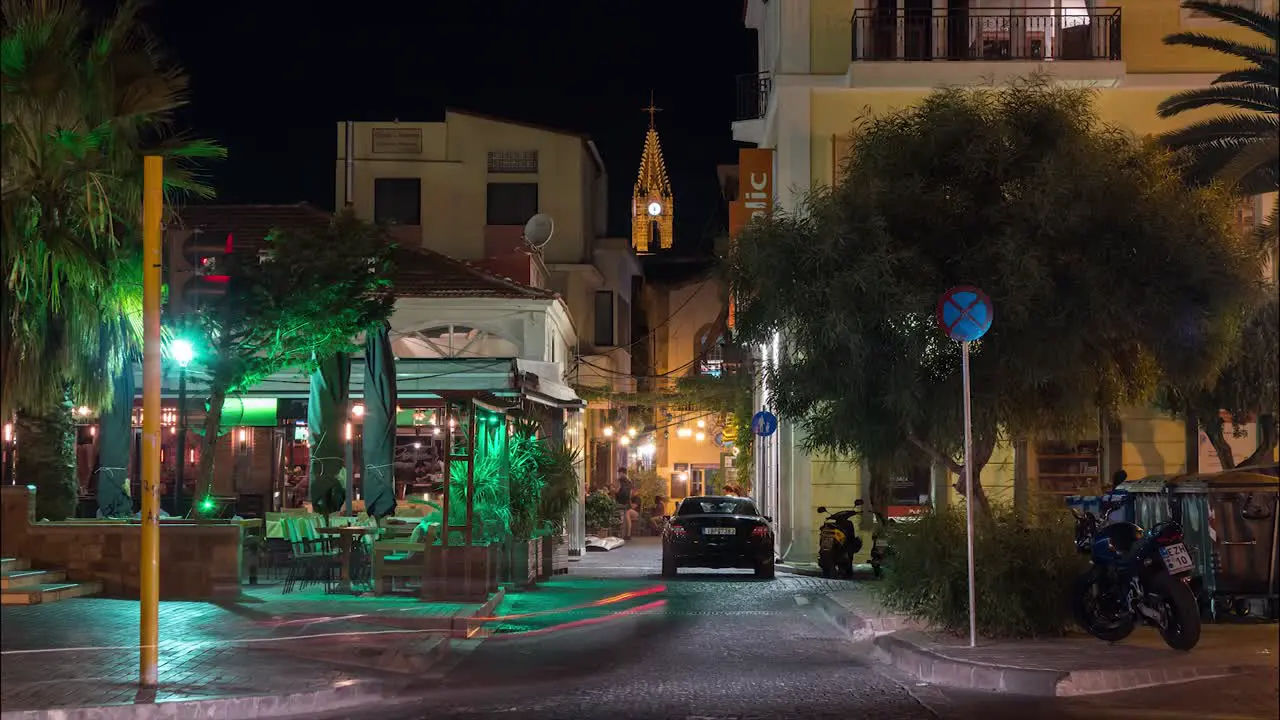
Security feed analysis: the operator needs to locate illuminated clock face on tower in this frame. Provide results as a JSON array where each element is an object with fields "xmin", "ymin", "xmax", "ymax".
[{"xmin": 647, "ymin": 201, "xmax": 663, "ymax": 217}]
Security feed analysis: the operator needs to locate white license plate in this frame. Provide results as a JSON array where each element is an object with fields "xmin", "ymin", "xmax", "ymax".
[
  {"xmin": 703, "ymin": 527, "xmax": 736, "ymax": 536},
  {"xmin": 1159, "ymin": 543, "xmax": 1194, "ymax": 575},
  {"xmin": 820, "ymin": 535, "xmax": 834, "ymax": 550}
]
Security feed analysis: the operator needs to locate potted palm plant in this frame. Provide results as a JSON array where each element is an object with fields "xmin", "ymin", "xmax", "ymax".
[
  {"xmin": 502, "ymin": 419, "xmax": 544, "ymax": 587},
  {"xmin": 537, "ymin": 442, "xmax": 581, "ymax": 578}
]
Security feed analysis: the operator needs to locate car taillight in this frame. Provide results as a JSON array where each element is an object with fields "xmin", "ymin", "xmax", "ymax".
[
  {"xmin": 751, "ymin": 525, "xmax": 769, "ymax": 538},
  {"xmin": 669, "ymin": 525, "xmax": 688, "ymax": 538}
]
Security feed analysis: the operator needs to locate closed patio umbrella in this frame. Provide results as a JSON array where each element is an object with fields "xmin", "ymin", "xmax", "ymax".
[
  {"xmin": 309, "ymin": 351, "xmax": 350, "ymax": 518},
  {"xmin": 362, "ymin": 322, "xmax": 398, "ymax": 520},
  {"xmin": 94, "ymin": 362, "xmax": 134, "ymax": 518}
]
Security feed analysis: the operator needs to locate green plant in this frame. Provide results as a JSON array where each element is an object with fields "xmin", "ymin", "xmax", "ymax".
[
  {"xmin": 448, "ymin": 454, "xmax": 510, "ymax": 543},
  {"xmin": 507, "ymin": 419, "xmax": 545, "ymax": 542},
  {"xmin": 1158, "ymin": 1, "xmax": 1278, "ymax": 194},
  {"xmin": 585, "ymin": 490, "xmax": 617, "ymax": 534},
  {"xmin": 627, "ymin": 468, "xmax": 666, "ymax": 513},
  {"xmin": 878, "ymin": 505, "xmax": 1084, "ymax": 639},
  {"xmin": 538, "ymin": 441, "xmax": 582, "ymax": 534}
]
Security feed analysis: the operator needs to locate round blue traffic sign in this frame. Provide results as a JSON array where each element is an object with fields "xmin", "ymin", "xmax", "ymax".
[
  {"xmin": 751, "ymin": 411, "xmax": 778, "ymax": 438},
  {"xmin": 936, "ymin": 286, "xmax": 993, "ymax": 342}
]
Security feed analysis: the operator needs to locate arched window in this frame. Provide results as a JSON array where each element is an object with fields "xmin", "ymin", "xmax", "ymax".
[
  {"xmin": 392, "ymin": 325, "xmax": 519, "ymax": 359},
  {"xmin": 695, "ymin": 325, "xmax": 724, "ymax": 378}
]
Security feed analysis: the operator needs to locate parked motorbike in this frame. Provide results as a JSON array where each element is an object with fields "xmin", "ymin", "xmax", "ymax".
[
  {"xmin": 1070, "ymin": 499, "xmax": 1201, "ymax": 650},
  {"xmin": 817, "ymin": 500, "xmax": 887, "ymax": 579}
]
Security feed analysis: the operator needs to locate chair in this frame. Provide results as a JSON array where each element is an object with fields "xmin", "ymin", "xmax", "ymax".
[
  {"xmin": 372, "ymin": 522, "xmax": 439, "ymax": 595},
  {"xmin": 281, "ymin": 516, "xmax": 340, "ymax": 593}
]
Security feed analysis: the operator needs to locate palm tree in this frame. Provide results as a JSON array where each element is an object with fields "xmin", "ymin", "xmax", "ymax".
[
  {"xmin": 1, "ymin": 0, "xmax": 223, "ymax": 519},
  {"xmin": 1157, "ymin": 1, "xmax": 1279, "ymax": 195}
]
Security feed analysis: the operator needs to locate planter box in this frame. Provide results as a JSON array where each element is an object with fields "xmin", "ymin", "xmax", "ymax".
[
  {"xmin": 502, "ymin": 539, "xmax": 540, "ymax": 588},
  {"xmin": 420, "ymin": 543, "xmax": 498, "ymax": 602},
  {"xmin": 540, "ymin": 534, "xmax": 569, "ymax": 579}
]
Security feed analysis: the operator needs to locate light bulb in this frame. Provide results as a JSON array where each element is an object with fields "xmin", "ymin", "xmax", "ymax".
[
  {"xmin": 77, "ymin": 406, "xmax": 91, "ymax": 417},
  {"xmin": 603, "ymin": 426, "xmax": 614, "ymax": 437},
  {"xmin": 695, "ymin": 432, "xmax": 706, "ymax": 443},
  {"xmin": 696, "ymin": 419, "xmax": 706, "ymax": 429},
  {"xmin": 413, "ymin": 442, "xmax": 422, "ymax": 449},
  {"xmin": 432, "ymin": 427, "xmax": 441, "ymax": 436},
  {"xmin": 619, "ymin": 435, "xmax": 631, "ymax": 446},
  {"xmin": 344, "ymin": 422, "xmax": 353, "ymax": 441},
  {"xmin": 238, "ymin": 429, "xmax": 247, "ymax": 442},
  {"xmin": 351, "ymin": 404, "xmax": 365, "ymax": 417},
  {"xmin": 627, "ymin": 427, "xmax": 638, "ymax": 438},
  {"xmin": 677, "ymin": 427, "xmax": 693, "ymax": 438}
]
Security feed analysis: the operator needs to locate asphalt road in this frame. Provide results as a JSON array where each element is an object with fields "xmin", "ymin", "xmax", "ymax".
[{"xmin": 315, "ymin": 541, "xmax": 1279, "ymax": 720}]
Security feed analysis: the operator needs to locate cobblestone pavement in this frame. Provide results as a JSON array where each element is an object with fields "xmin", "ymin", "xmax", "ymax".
[
  {"xmin": 317, "ymin": 539, "xmax": 1280, "ymax": 720},
  {"xmin": 0, "ymin": 584, "xmax": 478, "ymax": 710}
]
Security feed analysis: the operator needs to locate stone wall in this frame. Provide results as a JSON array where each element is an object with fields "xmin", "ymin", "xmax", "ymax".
[{"xmin": 1, "ymin": 485, "xmax": 242, "ymax": 600}]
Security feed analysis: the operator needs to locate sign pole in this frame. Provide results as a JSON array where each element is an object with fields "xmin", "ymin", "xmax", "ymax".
[
  {"xmin": 936, "ymin": 285, "xmax": 992, "ymax": 651},
  {"xmin": 961, "ymin": 340, "xmax": 977, "ymax": 649},
  {"xmin": 140, "ymin": 155, "xmax": 164, "ymax": 688}
]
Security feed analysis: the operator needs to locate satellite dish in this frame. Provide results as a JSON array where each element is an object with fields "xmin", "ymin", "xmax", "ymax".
[{"xmin": 523, "ymin": 214, "xmax": 554, "ymax": 250}]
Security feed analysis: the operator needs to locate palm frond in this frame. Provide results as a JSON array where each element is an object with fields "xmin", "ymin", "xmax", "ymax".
[
  {"xmin": 1162, "ymin": 31, "xmax": 1278, "ymax": 71},
  {"xmin": 1158, "ymin": 84, "xmax": 1279, "ymax": 118},
  {"xmin": 1179, "ymin": 1, "xmax": 1280, "ymax": 38},
  {"xmin": 1218, "ymin": 133, "xmax": 1280, "ymax": 189},
  {"xmin": 1162, "ymin": 113, "xmax": 1279, "ymax": 149}
]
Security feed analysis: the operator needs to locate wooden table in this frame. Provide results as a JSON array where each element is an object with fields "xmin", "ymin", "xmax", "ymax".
[{"xmin": 315, "ymin": 525, "xmax": 375, "ymax": 593}]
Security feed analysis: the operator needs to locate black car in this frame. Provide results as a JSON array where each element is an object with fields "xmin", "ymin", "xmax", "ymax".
[{"xmin": 661, "ymin": 496, "xmax": 776, "ymax": 579}]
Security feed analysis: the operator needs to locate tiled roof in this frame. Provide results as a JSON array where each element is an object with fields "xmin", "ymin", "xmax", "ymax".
[{"xmin": 174, "ymin": 203, "xmax": 559, "ymax": 302}]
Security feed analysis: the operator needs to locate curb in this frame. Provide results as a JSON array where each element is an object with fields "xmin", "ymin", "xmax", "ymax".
[
  {"xmin": 812, "ymin": 592, "xmax": 919, "ymax": 644},
  {"xmin": 0, "ymin": 680, "xmax": 422, "ymax": 720},
  {"xmin": 777, "ymin": 563, "xmax": 824, "ymax": 578},
  {"xmin": 871, "ymin": 632, "xmax": 1246, "ymax": 697}
]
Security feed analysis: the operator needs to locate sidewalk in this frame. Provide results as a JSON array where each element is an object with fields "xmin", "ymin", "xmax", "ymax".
[
  {"xmin": 0, "ymin": 583, "xmax": 503, "ymax": 719},
  {"xmin": 819, "ymin": 586, "xmax": 1280, "ymax": 697}
]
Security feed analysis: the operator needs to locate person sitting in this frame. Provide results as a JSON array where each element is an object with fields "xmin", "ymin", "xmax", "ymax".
[{"xmin": 648, "ymin": 495, "xmax": 667, "ymax": 534}]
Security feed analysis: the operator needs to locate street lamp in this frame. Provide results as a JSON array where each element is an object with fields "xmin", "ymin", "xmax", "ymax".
[{"xmin": 172, "ymin": 338, "xmax": 194, "ymax": 516}]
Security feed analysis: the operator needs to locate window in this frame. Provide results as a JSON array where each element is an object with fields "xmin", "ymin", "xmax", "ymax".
[
  {"xmin": 594, "ymin": 291, "xmax": 615, "ymax": 347},
  {"xmin": 373, "ymin": 178, "xmax": 421, "ymax": 225},
  {"xmin": 696, "ymin": 327, "xmax": 724, "ymax": 377},
  {"xmin": 486, "ymin": 182, "xmax": 538, "ymax": 226},
  {"xmin": 487, "ymin": 150, "xmax": 539, "ymax": 174},
  {"xmin": 677, "ymin": 498, "xmax": 759, "ymax": 516}
]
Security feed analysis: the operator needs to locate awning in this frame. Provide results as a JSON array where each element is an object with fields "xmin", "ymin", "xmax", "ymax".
[{"xmin": 516, "ymin": 359, "xmax": 585, "ymax": 409}]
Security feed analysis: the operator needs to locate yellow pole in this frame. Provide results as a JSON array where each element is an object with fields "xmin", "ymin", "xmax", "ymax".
[{"xmin": 140, "ymin": 155, "xmax": 163, "ymax": 689}]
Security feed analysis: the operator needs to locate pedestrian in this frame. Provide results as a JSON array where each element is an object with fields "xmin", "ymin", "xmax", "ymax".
[{"xmin": 615, "ymin": 470, "xmax": 633, "ymax": 539}]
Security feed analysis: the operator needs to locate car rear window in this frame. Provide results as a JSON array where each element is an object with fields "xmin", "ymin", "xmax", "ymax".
[{"xmin": 677, "ymin": 498, "xmax": 758, "ymax": 516}]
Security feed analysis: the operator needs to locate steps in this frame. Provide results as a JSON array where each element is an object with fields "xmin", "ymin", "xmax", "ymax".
[{"xmin": 0, "ymin": 558, "xmax": 101, "ymax": 605}]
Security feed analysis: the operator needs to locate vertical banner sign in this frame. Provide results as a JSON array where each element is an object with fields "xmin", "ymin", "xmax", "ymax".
[{"xmin": 730, "ymin": 149, "xmax": 774, "ymax": 331}]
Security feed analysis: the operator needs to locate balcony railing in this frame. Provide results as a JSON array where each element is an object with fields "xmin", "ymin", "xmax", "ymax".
[
  {"xmin": 734, "ymin": 71, "xmax": 772, "ymax": 121},
  {"xmin": 851, "ymin": 8, "xmax": 1121, "ymax": 62}
]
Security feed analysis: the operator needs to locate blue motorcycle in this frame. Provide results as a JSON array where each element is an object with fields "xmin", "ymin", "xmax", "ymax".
[{"xmin": 1070, "ymin": 499, "xmax": 1201, "ymax": 650}]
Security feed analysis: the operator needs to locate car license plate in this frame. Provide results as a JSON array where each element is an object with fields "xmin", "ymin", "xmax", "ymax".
[
  {"xmin": 1159, "ymin": 543, "xmax": 1194, "ymax": 575},
  {"xmin": 703, "ymin": 527, "xmax": 735, "ymax": 536},
  {"xmin": 820, "ymin": 535, "xmax": 834, "ymax": 550}
]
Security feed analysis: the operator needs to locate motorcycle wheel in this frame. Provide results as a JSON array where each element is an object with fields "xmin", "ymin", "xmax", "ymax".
[
  {"xmin": 1071, "ymin": 570, "xmax": 1135, "ymax": 642},
  {"xmin": 1150, "ymin": 573, "xmax": 1201, "ymax": 651},
  {"xmin": 818, "ymin": 551, "xmax": 834, "ymax": 578},
  {"xmin": 872, "ymin": 563, "xmax": 883, "ymax": 579}
]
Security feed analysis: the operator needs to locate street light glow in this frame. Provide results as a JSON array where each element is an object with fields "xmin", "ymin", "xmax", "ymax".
[{"xmin": 172, "ymin": 338, "xmax": 195, "ymax": 368}]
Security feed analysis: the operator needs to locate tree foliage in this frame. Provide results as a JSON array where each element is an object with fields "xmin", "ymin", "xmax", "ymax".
[
  {"xmin": 729, "ymin": 78, "xmax": 1260, "ymax": 509},
  {"xmin": 189, "ymin": 211, "xmax": 396, "ymax": 494},
  {"xmin": 1158, "ymin": 1, "xmax": 1279, "ymax": 195},
  {"xmin": 1, "ymin": 0, "xmax": 222, "ymax": 518}
]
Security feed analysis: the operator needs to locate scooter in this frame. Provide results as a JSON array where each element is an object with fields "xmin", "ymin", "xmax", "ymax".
[{"xmin": 817, "ymin": 500, "xmax": 886, "ymax": 579}]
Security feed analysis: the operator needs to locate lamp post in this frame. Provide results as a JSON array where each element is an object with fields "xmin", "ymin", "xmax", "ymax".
[{"xmin": 172, "ymin": 338, "xmax": 194, "ymax": 517}]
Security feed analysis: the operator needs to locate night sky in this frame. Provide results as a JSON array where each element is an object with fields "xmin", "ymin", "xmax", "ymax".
[{"xmin": 144, "ymin": 0, "xmax": 757, "ymax": 255}]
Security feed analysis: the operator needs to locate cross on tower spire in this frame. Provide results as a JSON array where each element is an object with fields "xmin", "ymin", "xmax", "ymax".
[{"xmin": 642, "ymin": 90, "xmax": 662, "ymax": 129}]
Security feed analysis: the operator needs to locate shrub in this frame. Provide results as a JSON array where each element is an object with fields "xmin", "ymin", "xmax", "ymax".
[
  {"xmin": 878, "ymin": 504, "xmax": 1084, "ymax": 639},
  {"xmin": 585, "ymin": 490, "xmax": 618, "ymax": 534}
]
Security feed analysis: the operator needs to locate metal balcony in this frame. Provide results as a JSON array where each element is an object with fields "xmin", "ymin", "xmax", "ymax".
[
  {"xmin": 734, "ymin": 72, "xmax": 772, "ymax": 122},
  {"xmin": 851, "ymin": 8, "xmax": 1121, "ymax": 62}
]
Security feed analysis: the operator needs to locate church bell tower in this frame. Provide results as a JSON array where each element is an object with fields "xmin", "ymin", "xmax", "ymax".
[{"xmin": 632, "ymin": 95, "xmax": 674, "ymax": 254}]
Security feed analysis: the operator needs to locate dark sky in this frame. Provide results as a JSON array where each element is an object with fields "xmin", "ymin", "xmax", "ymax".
[{"xmin": 144, "ymin": 1, "xmax": 757, "ymax": 254}]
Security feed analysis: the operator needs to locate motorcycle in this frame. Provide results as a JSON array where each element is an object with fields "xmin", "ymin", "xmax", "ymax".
[
  {"xmin": 817, "ymin": 500, "xmax": 887, "ymax": 579},
  {"xmin": 1070, "ymin": 498, "xmax": 1202, "ymax": 650}
]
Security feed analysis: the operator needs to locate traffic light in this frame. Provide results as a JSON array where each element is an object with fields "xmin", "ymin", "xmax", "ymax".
[{"xmin": 166, "ymin": 227, "xmax": 233, "ymax": 317}]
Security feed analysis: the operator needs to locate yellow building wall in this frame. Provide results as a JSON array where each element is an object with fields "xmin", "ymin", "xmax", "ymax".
[
  {"xmin": 810, "ymin": 453, "xmax": 872, "ymax": 562},
  {"xmin": 1120, "ymin": 406, "xmax": 1187, "ymax": 478},
  {"xmin": 810, "ymin": 88, "xmax": 1241, "ymax": 186},
  {"xmin": 807, "ymin": 0, "xmax": 1256, "ymax": 76},
  {"xmin": 336, "ymin": 113, "xmax": 592, "ymax": 263}
]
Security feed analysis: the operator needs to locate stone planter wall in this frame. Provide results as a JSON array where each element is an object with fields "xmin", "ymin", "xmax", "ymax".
[
  {"xmin": 421, "ymin": 543, "xmax": 498, "ymax": 602},
  {"xmin": 540, "ymin": 534, "xmax": 568, "ymax": 579},
  {"xmin": 1, "ymin": 486, "xmax": 243, "ymax": 600}
]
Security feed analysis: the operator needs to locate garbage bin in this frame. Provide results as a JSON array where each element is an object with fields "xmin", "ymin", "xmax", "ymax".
[{"xmin": 1201, "ymin": 468, "xmax": 1279, "ymax": 619}]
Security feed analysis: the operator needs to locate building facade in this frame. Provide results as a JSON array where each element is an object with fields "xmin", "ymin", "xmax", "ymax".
[
  {"xmin": 335, "ymin": 111, "xmax": 642, "ymax": 521},
  {"xmin": 731, "ymin": 0, "xmax": 1279, "ymax": 563}
]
